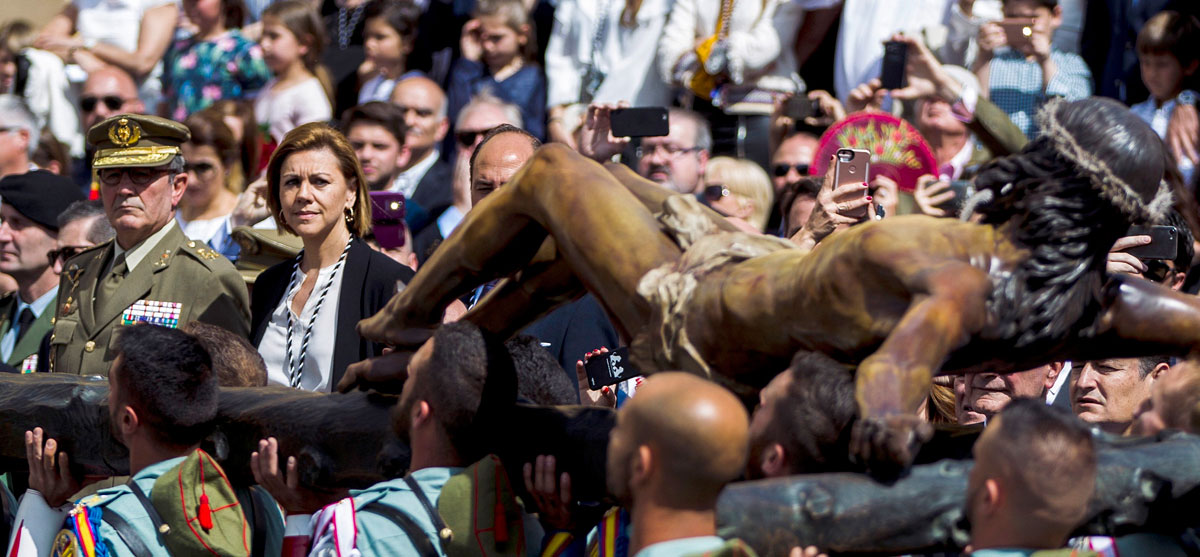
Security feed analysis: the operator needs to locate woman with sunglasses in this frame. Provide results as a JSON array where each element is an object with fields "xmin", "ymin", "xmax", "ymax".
[
  {"xmin": 175, "ymin": 111, "xmax": 243, "ymax": 258},
  {"xmin": 251, "ymin": 122, "xmax": 414, "ymax": 392}
]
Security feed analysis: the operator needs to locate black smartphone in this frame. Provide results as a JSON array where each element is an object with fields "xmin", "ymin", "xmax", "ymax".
[
  {"xmin": 880, "ymin": 41, "xmax": 908, "ymax": 90},
  {"xmin": 584, "ymin": 346, "xmax": 641, "ymax": 390},
  {"xmin": 936, "ymin": 180, "xmax": 976, "ymax": 216},
  {"xmin": 610, "ymin": 107, "xmax": 670, "ymax": 138},
  {"xmin": 1126, "ymin": 225, "xmax": 1178, "ymax": 260},
  {"xmin": 783, "ymin": 95, "xmax": 821, "ymax": 121}
]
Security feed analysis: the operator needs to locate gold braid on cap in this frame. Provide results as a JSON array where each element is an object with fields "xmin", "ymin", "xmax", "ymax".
[{"xmin": 1036, "ymin": 98, "xmax": 1173, "ymax": 222}]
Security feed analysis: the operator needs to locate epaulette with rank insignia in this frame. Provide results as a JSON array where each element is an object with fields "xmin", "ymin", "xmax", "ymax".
[
  {"xmin": 52, "ymin": 502, "xmax": 108, "ymax": 557},
  {"xmin": 180, "ymin": 240, "xmax": 223, "ymax": 270}
]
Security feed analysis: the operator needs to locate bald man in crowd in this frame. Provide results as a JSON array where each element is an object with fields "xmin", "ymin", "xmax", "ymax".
[
  {"xmin": 76, "ymin": 66, "xmax": 145, "ymax": 185},
  {"xmin": 966, "ymin": 399, "xmax": 1097, "ymax": 556},
  {"xmin": 413, "ymin": 92, "xmax": 524, "ymax": 264},
  {"xmin": 607, "ymin": 372, "xmax": 751, "ymax": 556},
  {"xmin": 389, "ymin": 77, "xmax": 454, "ymax": 221}
]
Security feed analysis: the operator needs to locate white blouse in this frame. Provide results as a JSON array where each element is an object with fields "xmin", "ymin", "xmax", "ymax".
[{"xmin": 258, "ymin": 262, "xmax": 344, "ymax": 392}]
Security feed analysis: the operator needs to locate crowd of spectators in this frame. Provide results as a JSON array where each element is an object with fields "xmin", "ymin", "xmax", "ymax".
[{"xmin": 1, "ymin": 0, "xmax": 1200, "ymax": 554}]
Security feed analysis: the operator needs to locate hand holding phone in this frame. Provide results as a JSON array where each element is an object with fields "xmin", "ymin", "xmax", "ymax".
[
  {"xmin": 583, "ymin": 346, "xmax": 641, "ymax": 390},
  {"xmin": 998, "ymin": 18, "xmax": 1036, "ymax": 53},
  {"xmin": 610, "ymin": 107, "xmax": 669, "ymax": 138},
  {"xmin": 833, "ymin": 148, "xmax": 871, "ymax": 219},
  {"xmin": 880, "ymin": 41, "xmax": 908, "ymax": 90}
]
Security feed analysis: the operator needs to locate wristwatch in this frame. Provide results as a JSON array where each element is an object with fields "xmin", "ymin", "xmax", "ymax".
[{"xmin": 1179, "ymin": 90, "xmax": 1197, "ymax": 107}]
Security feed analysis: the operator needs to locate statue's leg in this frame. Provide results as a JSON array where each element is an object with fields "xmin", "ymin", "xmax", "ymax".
[
  {"xmin": 1069, "ymin": 275, "xmax": 1200, "ymax": 359},
  {"xmin": 358, "ymin": 145, "xmax": 683, "ymax": 345}
]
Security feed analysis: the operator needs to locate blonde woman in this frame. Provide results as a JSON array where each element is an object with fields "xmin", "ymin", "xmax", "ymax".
[{"xmin": 702, "ymin": 156, "xmax": 775, "ymax": 232}]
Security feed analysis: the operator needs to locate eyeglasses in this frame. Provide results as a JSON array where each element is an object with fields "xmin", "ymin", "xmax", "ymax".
[
  {"xmin": 80, "ymin": 95, "xmax": 128, "ymax": 113},
  {"xmin": 635, "ymin": 143, "xmax": 701, "ymax": 160},
  {"xmin": 773, "ymin": 163, "xmax": 810, "ymax": 177},
  {"xmin": 98, "ymin": 167, "xmax": 168, "ymax": 186},
  {"xmin": 704, "ymin": 184, "xmax": 731, "ymax": 202},
  {"xmin": 48, "ymin": 245, "xmax": 91, "ymax": 263},
  {"xmin": 1143, "ymin": 259, "xmax": 1174, "ymax": 283},
  {"xmin": 184, "ymin": 161, "xmax": 217, "ymax": 176},
  {"xmin": 455, "ymin": 128, "xmax": 493, "ymax": 148}
]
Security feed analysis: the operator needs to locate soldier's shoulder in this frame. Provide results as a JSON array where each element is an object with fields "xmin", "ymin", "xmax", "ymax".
[
  {"xmin": 62, "ymin": 242, "xmax": 111, "ymax": 272},
  {"xmin": 174, "ymin": 239, "xmax": 238, "ymax": 275},
  {"xmin": 75, "ymin": 486, "xmax": 128, "ymax": 509}
]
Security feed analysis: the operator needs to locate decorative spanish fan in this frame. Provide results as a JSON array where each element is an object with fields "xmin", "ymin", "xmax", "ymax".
[{"xmin": 810, "ymin": 112, "xmax": 938, "ymax": 192}]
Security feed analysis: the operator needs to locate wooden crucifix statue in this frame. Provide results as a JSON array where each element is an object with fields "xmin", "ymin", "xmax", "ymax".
[{"xmin": 351, "ymin": 97, "xmax": 1200, "ymax": 475}]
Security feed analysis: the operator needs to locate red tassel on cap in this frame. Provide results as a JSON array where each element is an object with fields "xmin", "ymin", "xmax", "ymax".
[
  {"xmin": 199, "ymin": 493, "xmax": 214, "ymax": 530},
  {"xmin": 494, "ymin": 466, "xmax": 508, "ymax": 543}
]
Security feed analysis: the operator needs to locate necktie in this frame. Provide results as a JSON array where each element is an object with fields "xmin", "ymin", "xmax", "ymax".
[
  {"xmin": 96, "ymin": 253, "xmax": 128, "ymax": 317},
  {"xmin": 13, "ymin": 307, "xmax": 34, "ymax": 344}
]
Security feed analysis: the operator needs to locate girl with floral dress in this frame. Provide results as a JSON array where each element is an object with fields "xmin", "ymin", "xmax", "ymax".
[{"xmin": 163, "ymin": 0, "xmax": 271, "ymax": 120}]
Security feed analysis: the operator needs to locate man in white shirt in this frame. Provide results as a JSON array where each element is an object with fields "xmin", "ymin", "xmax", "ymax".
[
  {"xmin": 0, "ymin": 171, "xmax": 85, "ymax": 371},
  {"xmin": 390, "ymin": 76, "xmax": 454, "ymax": 219}
]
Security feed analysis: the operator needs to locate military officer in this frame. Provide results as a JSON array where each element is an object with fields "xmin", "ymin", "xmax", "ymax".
[
  {"xmin": 49, "ymin": 114, "xmax": 250, "ymax": 375},
  {"xmin": 0, "ymin": 171, "xmax": 85, "ymax": 372}
]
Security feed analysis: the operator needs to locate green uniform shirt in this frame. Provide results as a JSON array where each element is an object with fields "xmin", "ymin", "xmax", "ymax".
[
  {"xmin": 0, "ymin": 291, "xmax": 56, "ymax": 369},
  {"xmin": 49, "ymin": 223, "xmax": 250, "ymax": 375}
]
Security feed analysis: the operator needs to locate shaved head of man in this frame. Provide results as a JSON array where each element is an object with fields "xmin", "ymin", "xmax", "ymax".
[
  {"xmin": 606, "ymin": 372, "xmax": 749, "ymax": 553},
  {"xmin": 390, "ymin": 76, "xmax": 448, "ymax": 169},
  {"xmin": 80, "ymin": 66, "xmax": 144, "ymax": 131}
]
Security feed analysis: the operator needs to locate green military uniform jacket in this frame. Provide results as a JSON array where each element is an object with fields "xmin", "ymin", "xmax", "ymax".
[
  {"xmin": 0, "ymin": 292, "xmax": 55, "ymax": 370},
  {"xmin": 49, "ymin": 224, "xmax": 250, "ymax": 375}
]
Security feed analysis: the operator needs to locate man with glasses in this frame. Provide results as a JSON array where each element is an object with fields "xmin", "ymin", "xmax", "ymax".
[
  {"xmin": 0, "ymin": 171, "xmax": 84, "ymax": 372},
  {"xmin": 635, "ymin": 108, "xmax": 710, "ymax": 194},
  {"xmin": 79, "ymin": 67, "xmax": 144, "ymax": 136},
  {"xmin": 49, "ymin": 114, "xmax": 250, "ymax": 376},
  {"xmin": 51, "ymin": 200, "xmax": 113, "ymax": 274}
]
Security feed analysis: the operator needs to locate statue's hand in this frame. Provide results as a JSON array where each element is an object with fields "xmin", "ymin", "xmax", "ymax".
[
  {"xmin": 850, "ymin": 414, "xmax": 933, "ymax": 480},
  {"xmin": 337, "ymin": 350, "xmax": 414, "ymax": 394}
]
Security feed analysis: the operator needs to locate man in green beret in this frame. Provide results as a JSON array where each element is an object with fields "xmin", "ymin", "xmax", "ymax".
[
  {"xmin": 49, "ymin": 114, "xmax": 251, "ymax": 375},
  {"xmin": 0, "ymin": 170, "xmax": 85, "ymax": 372}
]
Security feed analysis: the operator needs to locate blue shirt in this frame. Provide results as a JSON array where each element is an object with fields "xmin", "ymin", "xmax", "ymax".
[
  {"xmin": 350, "ymin": 467, "xmax": 463, "ymax": 556},
  {"xmin": 987, "ymin": 48, "xmax": 1092, "ymax": 138},
  {"xmin": 80, "ymin": 457, "xmax": 187, "ymax": 556},
  {"xmin": 0, "ymin": 288, "xmax": 55, "ymax": 362},
  {"xmin": 446, "ymin": 58, "xmax": 548, "ymax": 142}
]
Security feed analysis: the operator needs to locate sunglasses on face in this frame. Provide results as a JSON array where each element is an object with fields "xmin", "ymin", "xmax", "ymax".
[
  {"xmin": 49, "ymin": 245, "xmax": 91, "ymax": 263},
  {"xmin": 1143, "ymin": 259, "xmax": 1174, "ymax": 283},
  {"xmin": 98, "ymin": 167, "xmax": 167, "ymax": 187},
  {"xmin": 81, "ymin": 95, "xmax": 126, "ymax": 113},
  {"xmin": 184, "ymin": 161, "xmax": 216, "ymax": 176},
  {"xmin": 704, "ymin": 184, "xmax": 731, "ymax": 202},
  {"xmin": 455, "ymin": 128, "xmax": 492, "ymax": 148},
  {"xmin": 773, "ymin": 163, "xmax": 809, "ymax": 177}
]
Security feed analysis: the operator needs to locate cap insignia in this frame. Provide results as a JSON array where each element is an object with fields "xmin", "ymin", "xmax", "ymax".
[{"xmin": 108, "ymin": 118, "xmax": 142, "ymax": 147}]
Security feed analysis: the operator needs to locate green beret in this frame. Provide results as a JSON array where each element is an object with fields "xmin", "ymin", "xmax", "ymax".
[
  {"xmin": 87, "ymin": 114, "xmax": 191, "ymax": 169},
  {"xmin": 0, "ymin": 170, "xmax": 86, "ymax": 231}
]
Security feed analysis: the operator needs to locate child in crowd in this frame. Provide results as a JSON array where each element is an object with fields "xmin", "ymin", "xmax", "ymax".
[
  {"xmin": 254, "ymin": 0, "xmax": 333, "ymax": 143},
  {"xmin": 973, "ymin": 0, "xmax": 1090, "ymax": 138},
  {"xmin": 446, "ymin": 0, "xmax": 546, "ymax": 141},
  {"xmin": 356, "ymin": 1, "xmax": 422, "ymax": 104},
  {"xmin": 163, "ymin": 0, "xmax": 272, "ymax": 121},
  {"xmin": 1131, "ymin": 11, "xmax": 1198, "ymax": 185}
]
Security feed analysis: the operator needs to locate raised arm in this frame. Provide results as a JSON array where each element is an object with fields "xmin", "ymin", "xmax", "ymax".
[{"xmin": 86, "ymin": 3, "xmax": 179, "ymax": 78}]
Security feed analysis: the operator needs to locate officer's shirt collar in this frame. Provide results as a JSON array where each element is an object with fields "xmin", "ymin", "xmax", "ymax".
[{"xmin": 113, "ymin": 219, "xmax": 178, "ymax": 274}]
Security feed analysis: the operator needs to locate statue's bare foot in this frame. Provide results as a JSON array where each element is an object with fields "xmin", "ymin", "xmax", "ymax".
[
  {"xmin": 336, "ymin": 351, "xmax": 415, "ymax": 394},
  {"xmin": 850, "ymin": 415, "xmax": 933, "ymax": 480}
]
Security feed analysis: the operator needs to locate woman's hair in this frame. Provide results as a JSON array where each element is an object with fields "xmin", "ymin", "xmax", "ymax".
[
  {"xmin": 704, "ymin": 157, "xmax": 775, "ymax": 231},
  {"xmin": 184, "ymin": 111, "xmax": 242, "ymax": 191},
  {"xmin": 32, "ymin": 130, "xmax": 69, "ymax": 176},
  {"xmin": 970, "ymin": 98, "xmax": 1167, "ymax": 348},
  {"xmin": 219, "ymin": 0, "xmax": 249, "ymax": 30},
  {"xmin": 472, "ymin": 0, "xmax": 537, "ymax": 62},
  {"xmin": 266, "ymin": 122, "xmax": 372, "ymax": 238},
  {"xmin": 364, "ymin": 1, "xmax": 421, "ymax": 46},
  {"xmin": 205, "ymin": 100, "xmax": 261, "ymax": 184},
  {"xmin": 0, "ymin": 20, "xmax": 35, "ymax": 55},
  {"xmin": 262, "ymin": 0, "xmax": 333, "ymax": 102}
]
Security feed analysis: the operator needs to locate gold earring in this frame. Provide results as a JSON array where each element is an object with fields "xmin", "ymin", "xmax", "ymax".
[{"xmin": 344, "ymin": 207, "xmax": 355, "ymax": 228}]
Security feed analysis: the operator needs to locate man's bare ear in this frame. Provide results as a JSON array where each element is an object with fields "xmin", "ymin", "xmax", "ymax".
[
  {"xmin": 632, "ymin": 445, "xmax": 653, "ymax": 487},
  {"xmin": 761, "ymin": 443, "xmax": 788, "ymax": 478},
  {"xmin": 1044, "ymin": 361, "xmax": 1065, "ymax": 391}
]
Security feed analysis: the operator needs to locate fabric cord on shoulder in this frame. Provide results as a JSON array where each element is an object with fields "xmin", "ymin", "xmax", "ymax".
[
  {"xmin": 359, "ymin": 501, "xmax": 441, "ymax": 557},
  {"xmin": 126, "ymin": 480, "xmax": 168, "ymax": 544}
]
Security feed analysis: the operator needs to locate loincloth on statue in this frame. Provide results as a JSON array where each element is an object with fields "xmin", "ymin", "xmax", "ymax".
[{"xmin": 632, "ymin": 195, "xmax": 796, "ymax": 383}]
